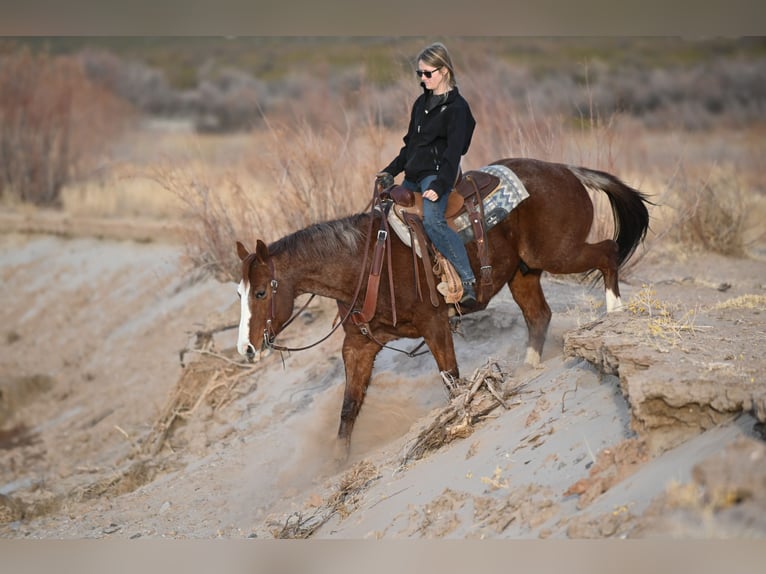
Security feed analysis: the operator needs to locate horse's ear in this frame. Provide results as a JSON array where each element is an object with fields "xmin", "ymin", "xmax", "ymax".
[
  {"xmin": 255, "ymin": 239, "xmax": 270, "ymax": 263},
  {"xmin": 236, "ymin": 241, "xmax": 250, "ymax": 261}
]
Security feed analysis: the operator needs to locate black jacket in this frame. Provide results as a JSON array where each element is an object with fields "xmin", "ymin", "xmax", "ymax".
[{"xmin": 382, "ymin": 86, "xmax": 475, "ymax": 198}]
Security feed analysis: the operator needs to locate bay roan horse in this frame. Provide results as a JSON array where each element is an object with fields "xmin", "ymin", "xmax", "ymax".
[{"xmin": 236, "ymin": 158, "xmax": 650, "ymax": 455}]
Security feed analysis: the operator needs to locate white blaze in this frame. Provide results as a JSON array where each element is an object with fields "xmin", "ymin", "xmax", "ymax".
[{"xmin": 237, "ymin": 279, "xmax": 253, "ymax": 355}]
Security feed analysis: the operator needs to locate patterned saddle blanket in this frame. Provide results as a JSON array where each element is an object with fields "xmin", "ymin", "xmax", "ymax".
[{"xmin": 387, "ymin": 163, "xmax": 530, "ymax": 256}]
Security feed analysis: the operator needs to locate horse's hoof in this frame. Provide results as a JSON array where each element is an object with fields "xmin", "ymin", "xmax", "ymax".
[{"xmin": 331, "ymin": 437, "xmax": 351, "ymax": 466}]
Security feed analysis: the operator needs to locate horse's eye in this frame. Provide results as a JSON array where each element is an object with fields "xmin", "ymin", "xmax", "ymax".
[{"xmin": 254, "ymin": 290, "xmax": 266, "ymax": 300}]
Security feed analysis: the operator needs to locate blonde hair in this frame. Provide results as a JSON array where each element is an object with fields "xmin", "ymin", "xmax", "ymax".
[{"xmin": 417, "ymin": 42, "xmax": 456, "ymax": 88}]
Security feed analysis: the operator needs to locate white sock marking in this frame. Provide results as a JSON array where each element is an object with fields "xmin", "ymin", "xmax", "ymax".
[
  {"xmin": 606, "ymin": 288, "xmax": 623, "ymax": 313},
  {"xmin": 525, "ymin": 347, "xmax": 541, "ymax": 367}
]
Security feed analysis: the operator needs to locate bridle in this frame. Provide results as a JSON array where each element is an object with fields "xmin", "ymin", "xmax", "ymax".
[
  {"xmin": 253, "ymin": 211, "xmax": 376, "ymax": 354},
  {"xmin": 249, "ymin": 182, "xmax": 430, "ymax": 359},
  {"xmin": 258, "ymin": 255, "xmax": 357, "ymax": 353}
]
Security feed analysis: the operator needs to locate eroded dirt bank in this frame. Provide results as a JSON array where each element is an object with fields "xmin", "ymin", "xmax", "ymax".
[{"xmin": 1, "ymin": 231, "xmax": 765, "ymax": 538}]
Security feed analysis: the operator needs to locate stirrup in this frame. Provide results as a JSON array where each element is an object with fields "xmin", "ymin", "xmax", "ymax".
[{"xmin": 458, "ymin": 282, "xmax": 477, "ymax": 306}]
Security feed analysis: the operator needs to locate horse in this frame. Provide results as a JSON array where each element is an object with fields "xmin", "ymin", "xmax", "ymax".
[{"xmin": 235, "ymin": 158, "xmax": 650, "ymax": 456}]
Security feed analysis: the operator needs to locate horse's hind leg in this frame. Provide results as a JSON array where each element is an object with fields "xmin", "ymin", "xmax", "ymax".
[
  {"xmin": 592, "ymin": 240, "xmax": 623, "ymax": 312},
  {"xmin": 508, "ymin": 269, "xmax": 551, "ymax": 367},
  {"xmin": 335, "ymin": 331, "xmax": 380, "ymax": 459},
  {"xmin": 555, "ymin": 239, "xmax": 623, "ymax": 312}
]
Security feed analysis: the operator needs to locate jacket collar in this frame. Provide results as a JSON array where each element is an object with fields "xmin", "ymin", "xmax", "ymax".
[{"xmin": 420, "ymin": 85, "xmax": 459, "ymax": 111}]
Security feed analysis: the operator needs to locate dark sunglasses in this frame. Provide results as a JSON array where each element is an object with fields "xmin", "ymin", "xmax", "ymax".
[{"xmin": 416, "ymin": 67, "xmax": 441, "ymax": 79}]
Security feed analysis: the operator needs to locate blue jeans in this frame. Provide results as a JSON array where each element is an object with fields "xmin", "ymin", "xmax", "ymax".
[{"xmin": 403, "ymin": 175, "xmax": 476, "ymax": 285}]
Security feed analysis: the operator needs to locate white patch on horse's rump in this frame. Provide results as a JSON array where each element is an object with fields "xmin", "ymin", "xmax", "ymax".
[
  {"xmin": 237, "ymin": 279, "xmax": 253, "ymax": 355},
  {"xmin": 606, "ymin": 289, "xmax": 623, "ymax": 313}
]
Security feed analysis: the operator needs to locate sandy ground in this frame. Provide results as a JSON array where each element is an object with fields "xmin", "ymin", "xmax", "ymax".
[{"xmin": 1, "ymin": 216, "xmax": 766, "ymax": 540}]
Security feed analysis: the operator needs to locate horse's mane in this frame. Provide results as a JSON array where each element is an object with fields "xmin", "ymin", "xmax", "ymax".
[{"xmin": 268, "ymin": 212, "xmax": 370, "ymax": 261}]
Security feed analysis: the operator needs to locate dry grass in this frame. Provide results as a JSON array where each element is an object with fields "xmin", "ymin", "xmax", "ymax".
[
  {"xmin": 256, "ymin": 113, "xmax": 378, "ymax": 226},
  {"xmin": 171, "ymin": 106, "xmax": 643, "ymax": 281},
  {"xmin": 51, "ymin": 117, "xmax": 764, "ymax": 289},
  {"xmin": 713, "ymin": 294, "xmax": 766, "ymax": 311},
  {"xmin": 60, "ymin": 165, "xmax": 183, "ymax": 219},
  {"xmin": 626, "ymin": 285, "xmax": 703, "ymax": 350},
  {"xmin": 144, "ymin": 113, "xmax": 388, "ymax": 282}
]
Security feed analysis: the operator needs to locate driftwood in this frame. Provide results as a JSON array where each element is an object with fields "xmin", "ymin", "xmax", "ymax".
[
  {"xmin": 144, "ymin": 317, "xmax": 256, "ymax": 457},
  {"xmin": 401, "ymin": 360, "xmax": 523, "ymax": 466}
]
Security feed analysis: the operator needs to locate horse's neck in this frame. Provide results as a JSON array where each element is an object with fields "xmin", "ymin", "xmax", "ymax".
[{"xmin": 277, "ymin": 235, "xmax": 367, "ymax": 303}]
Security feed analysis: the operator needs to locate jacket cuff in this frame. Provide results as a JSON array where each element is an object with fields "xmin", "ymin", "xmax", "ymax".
[{"xmin": 431, "ymin": 178, "xmax": 449, "ymax": 197}]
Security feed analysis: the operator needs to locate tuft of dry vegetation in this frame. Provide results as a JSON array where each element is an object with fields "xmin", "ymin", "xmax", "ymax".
[
  {"xmin": 626, "ymin": 285, "xmax": 702, "ymax": 350},
  {"xmin": 257, "ymin": 113, "xmax": 377, "ymax": 225},
  {"xmin": 713, "ymin": 294, "xmax": 766, "ymax": 311},
  {"xmin": 269, "ymin": 460, "xmax": 380, "ymax": 539},
  {"xmin": 152, "ymin": 162, "xmax": 268, "ymax": 282}
]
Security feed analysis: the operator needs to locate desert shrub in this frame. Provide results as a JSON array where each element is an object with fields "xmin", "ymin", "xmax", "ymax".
[
  {"xmin": 160, "ymin": 104, "xmax": 390, "ymax": 282},
  {"xmin": 254, "ymin": 110, "xmax": 382, "ymax": 229},
  {"xmin": 77, "ymin": 48, "xmax": 178, "ymax": 115},
  {"xmin": 574, "ymin": 56, "xmax": 766, "ymax": 130},
  {"xmin": 355, "ymin": 78, "xmax": 412, "ymax": 131},
  {"xmin": 79, "ymin": 48, "xmax": 270, "ymax": 130},
  {"xmin": 9, "ymin": 38, "xmax": 766, "ymax": 134},
  {"xmin": 460, "ymin": 61, "xmax": 557, "ymax": 163},
  {"xmin": 152, "ymin": 163, "xmax": 270, "ymax": 283},
  {"xmin": 662, "ymin": 167, "xmax": 749, "ymax": 257},
  {"xmin": 193, "ymin": 65, "xmax": 270, "ymax": 133},
  {"xmin": 0, "ymin": 48, "xmax": 132, "ymax": 206}
]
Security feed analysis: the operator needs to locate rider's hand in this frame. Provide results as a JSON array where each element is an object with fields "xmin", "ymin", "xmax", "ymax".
[
  {"xmin": 423, "ymin": 189, "xmax": 438, "ymax": 202},
  {"xmin": 375, "ymin": 172, "xmax": 394, "ymax": 190}
]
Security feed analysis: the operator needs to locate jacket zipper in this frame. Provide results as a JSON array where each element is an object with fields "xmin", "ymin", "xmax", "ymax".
[{"xmin": 418, "ymin": 107, "xmax": 430, "ymax": 133}]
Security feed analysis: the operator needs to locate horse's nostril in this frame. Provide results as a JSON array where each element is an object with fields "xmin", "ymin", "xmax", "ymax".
[{"xmin": 246, "ymin": 344, "xmax": 256, "ymax": 359}]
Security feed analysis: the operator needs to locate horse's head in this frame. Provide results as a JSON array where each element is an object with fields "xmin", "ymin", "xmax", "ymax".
[{"xmin": 235, "ymin": 240, "xmax": 294, "ymax": 360}]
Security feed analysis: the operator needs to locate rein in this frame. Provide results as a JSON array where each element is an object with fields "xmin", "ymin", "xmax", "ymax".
[
  {"xmin": 258, "ymin": 182, "xmax": 433, "ymax": 359},
  {"xmin": 259, "ymin": 182, "xmax": 387, "ymax": 354}
]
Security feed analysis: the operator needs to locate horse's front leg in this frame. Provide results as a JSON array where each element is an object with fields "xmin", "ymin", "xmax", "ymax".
[
  {"xmin": 418, "ymin": 314, "xmax": 460, "ymax": 396},
  {"xmin": 335, "ymin": 330, "xmax": 381, "ymax": 460}
]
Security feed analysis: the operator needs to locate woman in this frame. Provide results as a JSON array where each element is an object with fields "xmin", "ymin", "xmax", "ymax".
[{"xmin": 376, "ymin": 42, "xmax": 477, "ymax": 305}]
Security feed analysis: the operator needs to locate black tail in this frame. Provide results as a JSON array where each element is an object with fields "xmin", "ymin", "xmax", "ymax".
[{"xmin": 569, "ymin": 166, "xmax": 652, "ymax": 268}]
